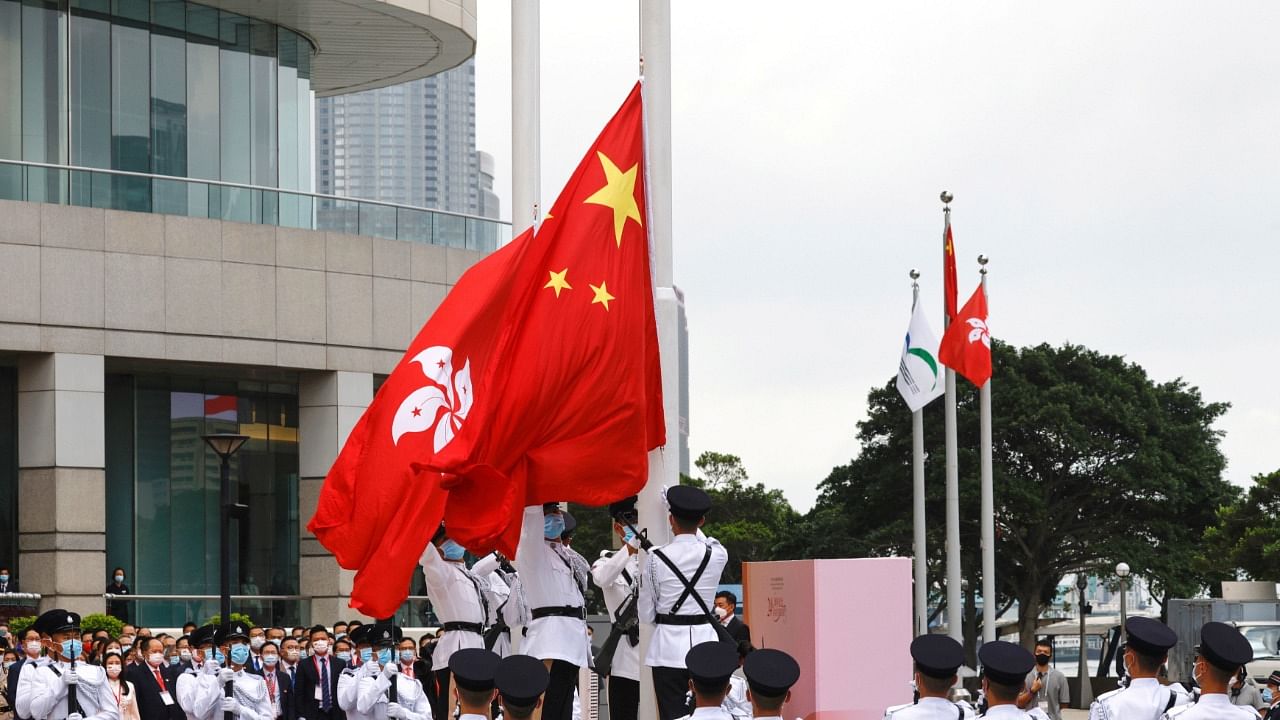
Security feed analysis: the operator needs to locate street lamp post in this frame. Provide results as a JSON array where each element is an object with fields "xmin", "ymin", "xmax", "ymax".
[
  {"xmin": 203, "ymin": 433, "xmax": 249, "ymax": 635},
  {"xmin": 1077, "ymin": 573, "xmax": 1092, "ymax": 706},
  {"xmin": 1115, "ymin": 562, "xmax": 1131, "ymax": 643}
]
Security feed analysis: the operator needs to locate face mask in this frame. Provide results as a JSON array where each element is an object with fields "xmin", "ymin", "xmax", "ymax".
[
  {"xmin": 544, "ymin": 514, "xmax": 565, "ymax": 540},
  {"xmin": 170, "ymin": 655, "xmax": 180, "ymax": 666},
  {"xmin": 61, "ymin": 639, "xmax": 83, "ymax": 660},
  {"xmin": 149, "ymin": 652, "xmax": 165, "ymax": 666},
  {"xmin": 180, "ymin": 650, "xmax": 192, "ymax": 661},
  {"xmin": 623, "ymin": 527, "xmax": 637, "ymax": 544},
  {"xmin": 107, "ymin": 665, "xmax": 121, "ymax": 678},
  {"xmin": 359, "ymin": 648, "xmax": 373, "ymax": 663},
  {"xmin": 262, "ymin": 654, "xmax": 279, "ymax": 667},
  {"xmin": 441, "ymin": 539, "xmax": 466, "ymax": 561},
  {"xmin": 399, "ymin": 650, "xmax": 415, "ymax": 663},
  {"xmin": 250, "ymin": 636, "xmax": 265, "ymax": 650},
  {"xmin": 121, "ymin": 644, "xmax": 132, "ymax": 655},
  {"xmin": 286, "ymin": 650, "xmax": 300, "ymax": 662},
  {"xmin": 26, "ymin": 641, "xmax": 41, "ymax": 656},
  {"xmin": 1035, "ymin": 654, "xmax": 1051, "ymax": 665},
  {"xmin": 377, "ymin": 649, "xmax": 394, "ymax": 666},
  {"xmin": 229, "ymin": 644, "xmax": 250, "ymax": 665},
  {"xmin": 713, "ymin": 606, "xmax": 730, "ymax": 620},
  {"xmin": 114, "ymin": 575, "xmax": 124, "ymax": 583},
  {"xmin": 312, "ymin": 640, "xmax": 328, "ymax": 654},
  {"xmin": 299, "ymin": 649, "xmax": 309, "ymax": 658},
  {"xmin": 0, "ymin": 575, "xmax": 8, "ymax": 582},
  {"xmin": 1263, "ymin": 689, "xmax": 1274, "ymax": 704},
  {"xmin": 2, "ymin": 661, "xmax": 12, "ymax": 671},
  {"xmin": 213, "ymin": 649, "xmax": 226, "ymax": 665},
  {"xmin": 336, "ymin": 651, "xmax": 352, "ymax": 662},
  {"xmin": 0, "ymin": 629, "xmax": 7, "ymax": 638}
]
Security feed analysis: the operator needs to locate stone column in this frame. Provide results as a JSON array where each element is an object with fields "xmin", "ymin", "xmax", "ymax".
[
  {"xmin": 17, "ymin": 352, "xmax": 106, "ymax": 615},
  {"xmin": 298, "ymin": 370, "xmax": 373, "ymax": 624}
]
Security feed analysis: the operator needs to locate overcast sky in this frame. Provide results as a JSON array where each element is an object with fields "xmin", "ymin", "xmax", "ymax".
[{"xmin": 471, "ymin": 2, "xmax": 1280, "ymax": 512}]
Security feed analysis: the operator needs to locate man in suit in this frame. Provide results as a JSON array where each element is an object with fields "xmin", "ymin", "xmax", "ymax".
[
  {"xmin": 0, "ymin": 567, "xmax": 16, "ymax": 594},
  {"xmin": 126, "ymin": 635, "xmax": 188, "ymax": 720},
  {"xmin": 714, "ymin": 591, "xmax": 751, "ymax": 646},
  {"xmin": 294, "ymin": 625, "xmax": 345, "ymax": 720},
  {"xmin": 259, "ymin": 640, "xmax": 293, "ymax": 720},
  {"xmin": 6, "ymin": 627, "xmax": 43, "ymax": 720}
]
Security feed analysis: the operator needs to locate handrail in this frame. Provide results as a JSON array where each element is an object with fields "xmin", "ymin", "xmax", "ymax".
[
  {"xmin": 0, "ymin": 158, "xmax": 511, "ymax": 225},
  {"xmin": 105, "ymin": 593, "xmax": 306, "ymax": 601},
  {"xmin": 0, "ymin": 593, "xmax": 42, "ymax": 600}
]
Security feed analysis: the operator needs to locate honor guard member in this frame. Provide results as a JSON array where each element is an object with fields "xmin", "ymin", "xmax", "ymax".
[
  {"xmin": 591, "ymin": 496, "xmax": 643, "ymax": 720},
  {"xmin": 1161, "ymin": 622, "xmax": 1256, "ymax": 720},
  {"xmin": 17, "ymin": 610, "xmax": 120, "ymax": 720},
  {"xmin": 418, "ymin": 525, "xmax": 494, "ymax": 720},
  {"xmin": 446, "ymin": 650, "xmax": 500, "ymax": 720},
  {"xmin": 884, "ymin": 635, "xmax": 974, "ymax": 720},
  {"xmin": 192, "ymin": 623, "xmax": 271, "ymax": 720},
  {"xmin": 675, "ymin": 642, "xmax": 739, "ymax": 720},
  {"xmin": 175, "ymin": 626, "xmax": 218, "ymax": 720},
  {"xmin": 336, "ymin": 626, "xmax": 377, "ymax": 720},
  {"xmin": 468, "ymin": 553, "xmax": 517, "ymax": 659},
  {"xmin": 354, "ymin": 625, "xmax": 430, "ymax": 720},
  {"xmin": 639, "ymin": 486, "xmax": 729, "ymax": 720},
  {"xmin": 741, "ymin": 649, "xmax": 800, "ymax": 720},
  {"xmin": 494, "ymin": 656, "xmax": 549, "ymax": 720},
  {"xmin": 977, "ymin": 642, "xmax": 1035, "ymax": 720},
  {"xmin": 512, "ymin": 504, "xmax": 591, "ymax": 720},
  {"xmin": 1089, "ymin": 617, "xmax": 1185, "ymax": 720}
]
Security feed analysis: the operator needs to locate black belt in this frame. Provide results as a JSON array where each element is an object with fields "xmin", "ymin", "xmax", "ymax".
[
  {"xmin": 441, "ymin": 621, "xmax": 483, "ymax": 634},
  {"xmin": 531, "ymin": 605, "xmax": 585, "ymax": 620},
  {"xmin": 655, "ymin": 613, "xmax": 711, "ymax": 626}
]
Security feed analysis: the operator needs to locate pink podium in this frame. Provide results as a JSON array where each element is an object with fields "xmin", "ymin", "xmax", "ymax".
[{"xmin": 742, "ymin": 558, "xmax": 913, "ymax": 720}]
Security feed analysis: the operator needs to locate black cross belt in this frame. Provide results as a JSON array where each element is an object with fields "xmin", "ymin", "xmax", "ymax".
[{"xmin": 655, "ymin": 613, "xmax": 711, "ymax": 626}]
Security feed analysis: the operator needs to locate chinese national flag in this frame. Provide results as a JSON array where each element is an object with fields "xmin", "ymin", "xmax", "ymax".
[
  {"xmin": 307, "ymin": 83, "xmax": 665, "ymax": 618},
  {"xmin": 943, "ymin": 215, "xmax": 959, "ymax": 322},
  {"xmin": 938, "ymin": 283, "xmax": 992, "ymax": 387}
]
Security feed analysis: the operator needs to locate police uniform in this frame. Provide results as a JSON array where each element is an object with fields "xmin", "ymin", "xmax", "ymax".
[
  {"xmin": 741, "ymin": 649, "xmax": 800, "ymax": 720},
  {"xmin": 1090, "ymin": 618, "xmax": 1186, "ymax": 720},
  {"xmin": 191, "ymin": 624, "xmax": 271, "ymax": 720},
  {"xmin": 16, "ymin": 610, "xmax": 119, "ymax": 720},
  {"xmin": 446, "ymin": 650, "xmax": 501, "ymax": 720},
  {"xmin": 884, "ymin": 635, "xmax": 973, "ymax": 720},
  {"xmin": 975, "ymin": 642, "xmax": 1034, "ymax": 720},
  {"xmin": 590, "ymin": 501, "xmax": 642, "ymax": 720},
  {"xmin": 1262, "ymin": 671, "xmax": 1280, "ymax": 720},
  {"xmin": 469, "ymin": 554, "xmax": 515, "ymax": 658},
  {"xmin": 494, "ymin": 655, "xmax": 549, "ymax": 718},
  {"xmin": 353, "ymin": 626, "xmax": 431, "ymax": 720},
  {"xmin": 175, "ymin": 626, "xmax": 219, "ymax": 720},
  {"xmin": 419, "ymin": 530, "xmax": 496, "ymax": 719},
  {"xmin": 638, "ymin": 487, "xmax": 729, "ymax": 720},
  {"xmin": 1161, "ymin": 622, "xmax": 1256, "ymax": 720},
  {"xmin": 672, "ymin": 643, "xmax": 738, "ymax": 720},
  {"xmin": 337, "ymin": 626, "xmax": 378, "ymax": 720}
]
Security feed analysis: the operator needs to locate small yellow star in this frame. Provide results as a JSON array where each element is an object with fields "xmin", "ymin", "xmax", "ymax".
[
  {"xmin": 589, "ymin": 282, "xmax": 616, "ymax": 311},
  {"xmin": 583, "ymin": 152, "xmax": 642, "ymax": 247},
  {"xmin": 544, "ymin": 268, "xmax": 572, "ymax": 298}
]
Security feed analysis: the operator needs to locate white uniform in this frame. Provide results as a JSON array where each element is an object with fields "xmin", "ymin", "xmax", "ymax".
[
  {"xmin": 419, "ymin": 547, "xmax": 490, "ymax": 669},
  {"xmin": 639, "ymin": 532, "xmax": 728, "ymax": 669},
  {"xmin": 976, "ymin": 705, "xmax": 1030, "ymax": 720},
  {"xmin": 591, "ymin": 548, "xmax": 641, "ymax": 682},
  {"xmin": 191, "ymin": 669, "xmax": 271, "ymax": 720},
  {"xmin": 175, "ymin": 662, "xmax": 219, "ymax": 720},
  {"xmin": 512, "ymin": 506, "xmax": 590, "ymax": 667},
  {"xmin": 17, "ymin": 661, "xmax": 120, "ymax": 720},
  {"xmin": 673, "ymin": 706, "xmax": 734, "ymax": 720},
  {"xmin": 355, "ymin": 670, "xmax": 432, "ymax": 720},
  {"xmin": 338, "ymin": 663, "xmax": 375, "ymax": 720},
  {"xmin": 883, "ymin": 697, "xmax": 975, "ymax": 720},
  {"xmin": 466, "ymin": 554, "xmax": 516, "ymax": 658},
  {"xmin": 1161, "ymin": 693, "xmax": 1259, "ymax": 720},
  {"xmin": 721, "ymin": 674, "xmax": 750, "ymax": 720},
  {"xmin": 1090, "ymin": 678, "xmax": 1189, "ymax": 720}
]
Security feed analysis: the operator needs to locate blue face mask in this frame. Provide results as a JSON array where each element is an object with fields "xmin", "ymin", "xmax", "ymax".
[
  {"xmin": 336, "ymin": 651, "xmax": 352, "ymax": 662},
  {"xmin": 623, "ymin": 527, "xmax": 637, "ymax": 543},
  {"xmin": 441, "ymin": 539, "xmax": 466, "ymax": 561},
  {"xmin": 169, "ymin": 655, "xmax": 179, "ymax": 666},
  {"xmin": 544, "ymin": 514, "xmax": 565, "ymax": 540},
  {"xmin": 61, "ymin": 639, "xmax": 83, "ymax": 660},
  {"xmin": 377, "ymin": 649, "xmax": 393, "ymax": 666},
  {"xmin": 212, "ymin": 648, "xmax": 225, "ymax": 664},
  {"xmin": 1264, "ymin": 689, "xmax": 1274, "ymax": 704},
  {"xmin": 398, "ymin": 650, "xmax": 415, "ymax": 663},
  {"xmin": 0, "ymin": 575, "xmax": 9, "ymax": 582},
  {"xmin": 359, "ymin": 648, "xmax": 373, "ymax": 663},
  {"xmin": 229, "ymin": 644, "xmax": 250, "ymax": 665}
]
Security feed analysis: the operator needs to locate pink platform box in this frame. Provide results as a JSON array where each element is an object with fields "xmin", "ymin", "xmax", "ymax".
[{"xmin": 743, "ymin": 558, "xmax": 913, "ymax": 720}]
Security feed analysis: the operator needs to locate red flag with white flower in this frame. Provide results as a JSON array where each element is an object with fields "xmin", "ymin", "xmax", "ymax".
[
  {"xmin": 938, "ymin": 284, "xmax": 991, "ymax": 386},
  {"xmin": 307, "ymin": 83, "xmax": 665, "ymax": 618}
]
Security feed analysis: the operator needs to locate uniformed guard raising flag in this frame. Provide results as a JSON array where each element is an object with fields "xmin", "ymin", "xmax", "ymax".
[{"xmin": 17, "ymin": 610, "xmax": 119, "ymax": 720}]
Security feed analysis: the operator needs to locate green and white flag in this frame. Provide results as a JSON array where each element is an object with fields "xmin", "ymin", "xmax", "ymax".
[{"xmin": 897, "ymin": 300, "xmax": 945, "ymax": 412}]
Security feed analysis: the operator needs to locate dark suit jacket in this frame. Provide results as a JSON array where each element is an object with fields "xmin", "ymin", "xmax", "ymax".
[
  {"xmin": 725, "ymin": 616, "xmax": 751, "ymax": 645},
  {"xmin": 0, "ymin": 579, "xmax": 17, "ymax": 594},
  {"xmin": 262, "ymin": 667, "xmax": 294, "ymax": 720},
  {"xmin": 5, "ymin": 657, "xmax": 26, "ymax": 716},
  {"xmin": 125, "ymin": 662, "xmax": 187, "ymax": 720},
  {"xmin": 294, "ymin": 654, "xmax": 346, "ymax": 720}
]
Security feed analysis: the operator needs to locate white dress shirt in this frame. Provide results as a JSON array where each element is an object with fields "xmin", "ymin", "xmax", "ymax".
[
  {"xmin": 18, "ymin": 660, "xmax": 120, "ymax": 720},
  {"xmin": 175, "ymin": 662, "xmax": 218, "ymax": 720},
  {"xmin": 674, "ymin": 706, "xmax": 734, "ymax": 720},
  {"xmin": 884, "ymin": 697, "xmax": 976, "ymax": 720},
  {"xmin": 639, "ymin": 532, "xmax": 728, "ymax": 669},
  {"xmin": 981, "ymin": 705, "xmax": 1031, "ymax": 720},
  {"xmin": 356, "ymin": 671, "xmax": 432, "ymax": 720},
  {"xmin": 1163, "ymin": 692, "xmax": 1260, "ymax": 720},
  {"xmin": 338, "ymin": 662, "xmax": 374, "ymax": 720},
  {"xmin": 1090, "ymin": 677, "xmax": 1189, "ymax": 720},
  {"xmin": 591, "ymin": 548, "xmax": 641, "ymax": 682},
  {"xmin": 419, "ymin": 547, "xmax": 488, "ymax": 669},
  {"xmin": 192, "ymin": 668, "xmax": 271, "ymax": 720},
  {"xmin": 513, "ymin": 506, "xmax": 589, "ymax": 667}
]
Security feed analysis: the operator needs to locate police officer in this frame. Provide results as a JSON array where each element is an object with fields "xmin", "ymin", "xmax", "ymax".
[
  {"xmin": 418, "ymin": 525, "xmax": 494, "ymax": 720},
  {"xmin": 1089, "ymin": 618, "xmax": 1186, "ymax": 720},
  {"xmin": 976, "ymin": 641, "xmax": 1034, "ymax": 720},
  {"xmin": 1162, "ymin": 622, "xmax": 1256, "ymax": 720},
  {"xmin": 493, "ymin": 656, "xmax": 549, "ymax": 720},
  {"xmin": 741, "ymin": 649, "xmax": 800, "ymax": 720},
  {"xmin": 16, "ymin": 610, "xmax": 119, "ymax": 720},
  {"xmin": 192, "ymin": 623, "xmax": 271, "ymax": 720},
  {"xmin": 174, "ymin": 626, "xmax": 219, "ymax": 720},
  {"xmin": 639, "ymin": 486, "xmax": 729, "ymax": 720},
  {"xmin": 336, "ymin": 626, "xmax": 376, "ymax": 720},
  {"xmin": 352, "ymin": 625, "xmax": 430, "ymax": 720},
  {"xmin": 445, "ymin": 650, "xmax": 500, "ymax": 720},
  {"xmin": 883, "ymin": 635, "xmax": 974, "ymax": 720},
  {"xmin": 674, "ymin": 642, "xmax": 738, "ymax": 720},
  {"xmin": 591, "ymin": 496, "xmax": 643, "ymax": 720}
]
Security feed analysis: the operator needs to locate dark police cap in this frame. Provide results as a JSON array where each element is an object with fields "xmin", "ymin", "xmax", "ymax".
[
  {"xmin": 33, "ymin": 609, "xmax": 81, "ymax": 635},
  {"xmin": 216, "ymin": 621, "xmax": 251, "ymax": 644},
  {"xmin": 561, "ymin": 512, "xmax": 577, "ymax": 538},
  {"xmin": 1268, "ymin": 670, "xmax": 1280, "ymax": 686},
  {"xmin": 369, "ymin": 623, "xmax": 403, "ymax": 647},
  {"xmin": 495, "ymin": 654, "xmax": 550, "ymax": 707},
  {"xmin": 609, "ymin": 495, "xmax": 639, "ymax": 520},
  {"xmin": 979, "ymin": 640, "xmax": 1034, "ymax": 686},
  {"xmin": 190, "ymin": 624, "xmax": 218, "ymax": 647},
  {"xmin": 911, "ymin": 634, "xmax": 965, "ymax": 678},
  {"xmin": 449, "ymin": 648, "xmax": 501, "ymax": 692},
  {"xmin": 348, "ymin": 624, "xmax": 375, "ymax": 646},
  {"xmin": 666, "ymin": 485, "xmax": 712, "ymax": 520},
  {"xmin": 1198, "ymin": 621, "xmax": 1252, "ymax": 672},
  {"xmin": 685, "ymin": 641, "xmax": 739, "ymax": 688},
  {"xmin": 742, "ymin": 648, "xmax": 800, "ymax": 697},
  {"xmin": 1126, "ymin": 617, "xmax": 1177, "ymax": 657}
]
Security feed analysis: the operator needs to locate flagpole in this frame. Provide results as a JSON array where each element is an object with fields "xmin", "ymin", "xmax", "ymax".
[
  {"xmin": 910, "ymin": 269, "xmax": 928, "ymax": 636},
  {"xmin": 942, "ymin": 194, "xmax": 963, "ymax": 645},
  {"xmin": 978, "ymin": 255, "xmax": 996, "ymax": 643},
  {"xmin": 511, "ymin": 0, "xmax": 541, "ymax": 235}
]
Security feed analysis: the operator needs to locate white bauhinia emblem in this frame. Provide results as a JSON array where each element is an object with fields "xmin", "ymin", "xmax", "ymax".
[
  {"xmin": 966, "ymin": 318, "xmax": 991, "ymax": 348},
  {"xmin": 391, "ymin": 346, "xmax": 473, "ymax": 452}
]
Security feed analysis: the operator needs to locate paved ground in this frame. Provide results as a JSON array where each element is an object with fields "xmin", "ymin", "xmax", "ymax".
[{"xmin": 1061, "ymin": 710, "xmax": 1090, "ymax": 719}]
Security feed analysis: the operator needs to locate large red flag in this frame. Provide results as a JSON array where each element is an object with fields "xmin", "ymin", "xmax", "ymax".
[
  {"xmin": 938, "ymin": 283, "xmax": 991, "ymax": 387},
  {"xmin": 943, "ymin": 214, "xmax": 958, "ymax": 322},
  {"xmin": 308, "ymin": 83, "xmax": 665, "ymax": 618}
]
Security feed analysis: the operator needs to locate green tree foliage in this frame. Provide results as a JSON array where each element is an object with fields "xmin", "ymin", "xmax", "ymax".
[
  {"xmin": 787, "ymin": 342, "xmax": 1231, "ymax": 648},
  {"xmin": 81, "ymin": 613, "xmax": 124, "ymax": 637},
  {"xmin": 1202, "ymin": 470, "xmax": 1280, "ymax": 581},
  {"xmin": 688, "ymin": 451, "xmax": 801, "ymax": 583}
]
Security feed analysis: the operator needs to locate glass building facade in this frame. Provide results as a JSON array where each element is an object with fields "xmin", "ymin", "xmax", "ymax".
[{"xmin": 0, "ymin": 0, "xmax": 314, "ymax": 223}]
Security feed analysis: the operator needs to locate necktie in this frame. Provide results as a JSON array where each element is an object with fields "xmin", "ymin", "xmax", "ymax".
[
  {"xmin": 320, "ymin": 658, "xmax": 331, "ymax": 711},
  {"xmin": 154, "ymin": 668, "xmax": 167, "ymax": 692}
]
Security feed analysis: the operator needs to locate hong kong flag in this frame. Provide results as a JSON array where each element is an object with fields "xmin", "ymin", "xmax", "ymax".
[
  {"xmin": 308, "ymin": 83, "xmax": 665, "ymax": 618},
  {"xmin": 938, "ymin": 283, "xmax": 992, "ymax": 387}
]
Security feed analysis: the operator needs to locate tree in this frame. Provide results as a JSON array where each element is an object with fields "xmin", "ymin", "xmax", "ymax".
[
  {"xmin": 687, "ymin": 452, "xmax": 801, "ymax": 583},
  {"xmin": 790, "ymin": 342, "xmax": 1231, "ymax": 652},
  {"xmin": 1201, "ymin": 470, "xmax": 1280, "ymax": 582}
]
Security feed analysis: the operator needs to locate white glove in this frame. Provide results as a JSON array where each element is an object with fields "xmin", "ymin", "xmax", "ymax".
[
  {"xmin": 386, "ymin": 702, "xmax": 403, "ymax": 719},
  {"xmin": 202, "ymin": 659, "xmax": 221, "ymax": 674},
  {"xmin": 381, "ymin": 662, "xmax": 399, "ymax": 680},
  {"xmin": 67, "ymin": 713, "xmax": 83, "ymax": 720},
  {"xmin": 361, "ymin": 661, "xmax": 380, "ymax": 677},
  {"xmin": 218, "ymin": 668, "xmax": 236, "ymax": 684},
  {"xmin": 65, "ymin": 668, "xmax": 79, "ymax": 686},
  {"xmin": 221, "ymin": 697, "xmax": 241, "ymax": 716}
]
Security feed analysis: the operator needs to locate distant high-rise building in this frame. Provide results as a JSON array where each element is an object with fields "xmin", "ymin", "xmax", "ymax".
[{"xmin": 316, "ymin": 59, "xmax": 499, "ymax": 220}]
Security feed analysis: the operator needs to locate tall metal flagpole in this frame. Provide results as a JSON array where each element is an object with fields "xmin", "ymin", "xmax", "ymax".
[
  {"xmin": 511, "ymin": 0, "xmax": 541, "ymax": 236},
  {"xmin": 910, "ymin": 269, "xmax": 928, "ymax": 636},
  {"xmin": 979, "ymin": 255, "xmax": 995, "ymax": 644},
  {"xmin": 942, "ymin": 193, "xmax": 962, "ymax": 644}
]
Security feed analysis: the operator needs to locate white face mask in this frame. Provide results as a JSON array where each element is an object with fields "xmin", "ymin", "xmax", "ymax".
[
  {"xmin": 149, "ymin": 652, "xmax": 165, "ymax": 666},
  {"xmin": 286, "ymin": 650, "xmax": 300, "ymax": 662},
  {"xmin": 714, "ymin": 606, "xmax": 730, "ymax": 620},
  {"xmin": 180, "ymin": 650, "xmax": 192, "ymax": 661},
  {"xmin": 250, "ymin": 637, "xmax": 265, "ymax": 650},
  {"xmin": 25, "ymin": 641, "xmax": 40, "ymax": 656},
  {"xmin": 107, "ymin": 665, "xmax": 122, "ymax": 678},
  {"xmin": 312, "ymin": 640, "xmax": 329, "ymax": 654}
]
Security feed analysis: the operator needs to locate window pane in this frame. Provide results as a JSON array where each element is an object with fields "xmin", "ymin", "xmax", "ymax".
[
  {"xmin": 111, "ymin": 10, "xmax": 151, "ymax": 211},
  {"xmin": 70, "ymin": 6, "xmax": 111, "ymax": 205},
  {"xmin": 249, "ymin": 19, "xmax": 276, "ymax": 193},
  {"xmin": 186, "ymin": 4, "xmax": 219, "ymax": 217},
  {"xmin": 0, "ymin": 1, "xmax": 22, "ymax": 197},
  {"xmin": 22, "ymin": 0, "xmax": 68, "ymax": 202},
  {"xmin": 219, "ymin": 11, "xmax": 250, "ymax": 221},
  {"xmin": 151, "ymin": 26, "xmax": 187, "ymax": 214}
]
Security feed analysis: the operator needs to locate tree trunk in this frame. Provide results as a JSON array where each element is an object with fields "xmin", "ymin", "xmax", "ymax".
[{"xmin": 1017, "ymin": 587, "xmax": 1042, "ymax": 651}]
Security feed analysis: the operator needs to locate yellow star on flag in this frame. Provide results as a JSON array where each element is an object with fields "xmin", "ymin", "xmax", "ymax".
[
  {"xmin": 589, "ymin": 281, "xmax": 616, "ymax": 311},
  {"xmin": 544, "ymin": 268, "xmax": 572, "ymax": 298},
  {"xmin": 583, "ymin": 152, "xmax": 642, "ymax": 247}
]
